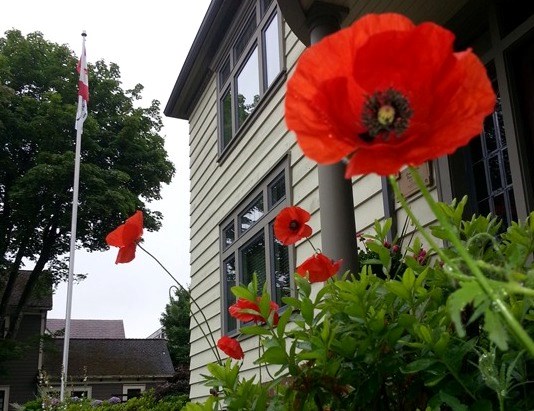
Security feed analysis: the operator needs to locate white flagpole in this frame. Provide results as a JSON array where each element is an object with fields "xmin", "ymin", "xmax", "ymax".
[{"xmin": 60, "ymin": 31, "xmax": 87, "ymax": 402}]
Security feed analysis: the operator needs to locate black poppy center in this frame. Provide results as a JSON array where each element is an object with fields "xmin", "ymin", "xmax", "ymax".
[
  {"xmin": 359, "ymin": 88, "xmax": 412, "ymax": 143},
  {"xmin": 289, "ymin": 220, "xmax": 300, "ymax": 231}
]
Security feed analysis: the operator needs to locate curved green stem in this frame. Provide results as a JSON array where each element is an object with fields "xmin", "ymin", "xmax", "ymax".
[
  {"xmin": 138, "ymin": 244, "xmax": 222, "ymax": 364},
  {"xmin": 391, "ymin": 168, "xmax": 534, "ymax": 357}
]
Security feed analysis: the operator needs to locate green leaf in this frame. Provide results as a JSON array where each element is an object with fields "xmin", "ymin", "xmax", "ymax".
[
  {"xmin": 301, "ymin": 298, "xmax": 314, "ymax": 326},
  {"xmin": 277, "ymin": 307, "xmax": 293, "ymax": 338},
  {"xmin": 282, "ymin": 296, "xmax": 301, "ymax": 309},
  {"xmin": 231, "ymin": 286, "xmax": 256, "ymax": 301},
  {"xmin": 295, "ymin": 274, "xmax": 311, "ymax": 297},
  {"xmin": 447, "ymin": 281, "xmax": 486, "ymax": 337},
  {"xmin": 404, "ymin": 358, "xmax": 438, "ymax": 373},
  {"xmin": 483, "ymin": 308, "xmax": 509, "ymax": 350},
  {"xmin": 240, "ymin": 325, "xmax": 271, "ymax": 336},
  {"xmin": 259, "ymin": 346, "xmax": 287, "ymax": 364},
  {"xmin": 438, "ymin": 390, "xmax": 469, "ymax": 411},
  {"xmin": 385, "ymin": 280, "xmax": 410, "ymax": 301},
  {"xmin": 402, "ymin": 268, "xmax": 416, "ymax": 290},
  {"xmin": 259, "ymin": 291, "xmax": 271, "ymax": 320}
]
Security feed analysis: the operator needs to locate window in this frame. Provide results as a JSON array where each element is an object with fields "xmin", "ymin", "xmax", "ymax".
[
  {"xmin": 221, "ymin": 160, "xmax": 291, "ymax": 334},
  {"xmin": 218, "ymin": 0, "xmax": 282, "ymax": 152},
  {"xmin": 123, "ymin": 384, "xmax": 145, "ymax": 400},
  {"xmin": 0, "ymin": 387, "xmax": 9, "ymax": 411},
  {"xmin": 466, "ymin": 63, "xmax": 517, "ymax": 227},
  {"xmin": 70, "ymin": 389, "xmax": 90, "ymax": 399}
]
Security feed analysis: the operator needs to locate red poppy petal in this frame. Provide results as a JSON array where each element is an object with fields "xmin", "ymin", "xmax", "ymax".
[
  {"xmin": 106, "ymin": 211, "xmax": 144, "ymax": 247},
  {"xmin": 115, "ymin": 244, "xmax": 137, "ymax": 264},
  {"xmin": 126, "ymin": 210, "xmax": 144, "ymax": 233},
  {"xmin": 287, "ymin": 77, "xmax": 365, "ymax": 163},
  {"xmin": 300, "ymin": 224, "xmax": 313, "ymax": 238},
  {"xmin": 217, "ymin": 336, "xmax": 244, "ymax": 360},
  {"xmin": 106, "ymin": 225, "xmax": 126, "ymax": 248},
  {"xmin": 122, "ymin": 221, "xmax": 143, "ymax": 245},
  {"xmin": 354, "ymin": 23, "xmax": 455, "ymax": 95}
]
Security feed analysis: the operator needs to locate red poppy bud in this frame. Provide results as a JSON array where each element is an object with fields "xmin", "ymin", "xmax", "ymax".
[
  {"xmin": 217, "ymin": 336, "xmax": 244, "ymax": 360},
  {"xmin": 296, "ymin": 253, "xmax": 341, "ymax": 283}
]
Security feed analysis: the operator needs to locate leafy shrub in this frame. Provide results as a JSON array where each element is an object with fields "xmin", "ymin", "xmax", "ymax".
[{"xmin": 188, "ymin": 205, "xmax": 534, "ymax": 411}]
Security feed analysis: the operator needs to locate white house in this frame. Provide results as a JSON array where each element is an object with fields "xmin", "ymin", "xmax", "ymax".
[{"xmin": 165, "ymin": 0, "xmax": 534, "ymax": 400}]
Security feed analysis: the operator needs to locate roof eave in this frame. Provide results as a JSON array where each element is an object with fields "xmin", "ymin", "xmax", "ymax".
[{"xmin": 164, "ymin": 0, "xmax": 240, "ymax": 120}]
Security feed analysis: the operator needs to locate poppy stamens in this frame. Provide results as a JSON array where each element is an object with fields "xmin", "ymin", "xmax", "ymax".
[
  {"xmin": 360, "ymin": 88, "xmax": 412, "ymax": 142},
  {"xmin": 289, "ymin": 220, "xmax": 300, "ymax": 231}
]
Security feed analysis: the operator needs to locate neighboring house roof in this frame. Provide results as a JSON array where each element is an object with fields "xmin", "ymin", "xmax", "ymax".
[
  {"xmin": 164, "ymin": 0, "xmax": 239, "ymax": 120},
  {"xmin": 43, "ymin": 339, "xmax": 175, "ymax": 379},
  {"xmin": 0, "ymin": 269, "xmax": 53, "ymax": 311},
  {"xmin": 46, "ymin": 319, "xmax": 125, "ymax": 339}
]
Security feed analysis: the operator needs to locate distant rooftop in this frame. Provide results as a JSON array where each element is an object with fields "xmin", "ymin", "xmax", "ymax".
[
  {"xmin": 0, "ymin": 269, "xmax": 53, "ymax": 311},
  {"xmin": 47, "ymin": 319, "xmax": 125, "ymax": 339},
  {"xmin": 42, "ymin": 338, "xmax": 175, "ymax": 379}
]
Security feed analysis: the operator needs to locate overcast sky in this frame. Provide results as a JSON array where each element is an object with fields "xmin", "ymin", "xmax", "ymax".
[{"xmin": 0, "ymin": 0, "xmax": 211, "ymax": 338}]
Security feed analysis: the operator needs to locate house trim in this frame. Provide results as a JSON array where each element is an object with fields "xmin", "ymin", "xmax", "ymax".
[
  {"xmin": 0, "ymin": 386, "xmax": 9, "ymax": 411},
  {"xmin": 164, "ymin": 0, "xmax": 240, "ymax": 120}
]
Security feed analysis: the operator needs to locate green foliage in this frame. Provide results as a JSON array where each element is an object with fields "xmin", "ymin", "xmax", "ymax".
[
  {"xmin": 161, "ymin": 287, "xmax": 191, "ymax": 367},
  {"xmin": 20, "ymin": 391, "xmax": 188, "ymax": 411},
  {"xmin": 190, "ymin": 208, "xmax": 533, "ymax": 410}
]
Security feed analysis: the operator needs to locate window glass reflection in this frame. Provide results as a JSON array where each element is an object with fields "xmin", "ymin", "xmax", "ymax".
[
  {"xmin": 240, "ymin": 195, "xmax": 264, "ymax": 233},
  {"xmin": 237, "ymin": 47, "xmax": 260, "ymax": 127},
  {"xmin": 264, "ymin": 14, "xmax": 280, "ymax": 88}
]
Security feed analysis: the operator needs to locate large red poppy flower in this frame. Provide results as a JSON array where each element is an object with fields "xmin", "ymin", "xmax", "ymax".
[
  {"xmin": 296, "ymin": 253, "xmax": 341, "ymax": 283},
  {"xmin": 105, "ymin": 210, "xmax": 143, "ymax": 264},
  {"xmin": 274, "ymin": 206, "xmax": 313, "ymax": 245},
  {"xmin": 285, "ymin": 13, "xmax": 496, "ymax": 177},
  {"xmin": 217, "ymin": 336, "xmax": 244, "ymax": 360},
  {"xmin": 228, "ymin": 298, "xmax": 279, "ymax": 325}
]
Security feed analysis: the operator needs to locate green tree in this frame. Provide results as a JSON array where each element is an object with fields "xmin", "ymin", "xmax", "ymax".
[
  {"xmin": 0, "ymin": 29, "xmax": 175, "ymax": 338},
  {"xmin": 159, "ymin": 286, "xmax": 191, "ymax": 396},
  {"xmin": 161, "ymin": 286, "xmax": 190, "ymax": 366}
]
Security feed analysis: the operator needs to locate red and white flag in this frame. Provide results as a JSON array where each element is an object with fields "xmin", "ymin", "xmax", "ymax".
[{"xmin": 75, "ymin": 33, "xmax": 88, "ymax": 131}]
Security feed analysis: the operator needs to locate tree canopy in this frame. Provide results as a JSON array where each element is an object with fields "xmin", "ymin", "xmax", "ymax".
[
  {"xmin": 160, "ymin": 286, "xmax": 190, "ymax": 367},
  {"xmin": 0, "ymin": 29, "xmax": 175, "ymax": 337},
  {"xmin": 159, "ymin": 286, "xmax": 190, "ymax": 395}
]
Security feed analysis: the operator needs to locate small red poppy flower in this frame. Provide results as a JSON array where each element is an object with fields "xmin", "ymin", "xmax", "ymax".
[
  {"xmin": 274, "ymin": 206, "xmax": 313, "ymax": 245},
  {"xmin": 105, "ymin": 210, "xmax": 143, "ymax": 264},
  {"xmin": 285, "ymin": 13, "xmax": 496, "ymax": 177},
  {"xmin": 217, "ymin": 336, "xmax": 244, "ymax": 360},
  {"xmin": 228, "ymin": 298, "xmax": 279, "ymax": 325},
  {"xmin": 296, "ymin": 253, "xmax": 342, "ymax": 283}
]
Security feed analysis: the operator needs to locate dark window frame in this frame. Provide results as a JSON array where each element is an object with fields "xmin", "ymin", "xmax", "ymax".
[
  {"xmin": 220, "ymin": 159, "xmax": 293, "ymax": 335},
  {"xmin": 216, "ymin": 0, "xmax": 284, "ymax": 157},
  {"xmin": 437, "ymin": 4, "xmax": 533, "ymax": 221}
]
